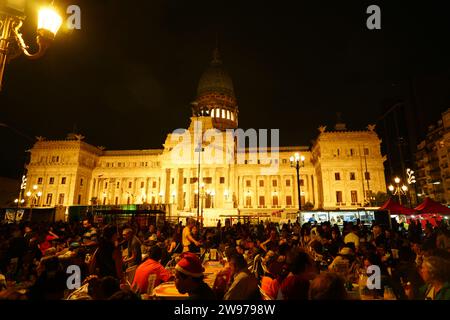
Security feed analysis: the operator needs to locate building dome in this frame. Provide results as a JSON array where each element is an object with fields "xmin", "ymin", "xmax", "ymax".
[{"xmin": 197, "ymin": 48, "xmax": 235, "ymax": 99}]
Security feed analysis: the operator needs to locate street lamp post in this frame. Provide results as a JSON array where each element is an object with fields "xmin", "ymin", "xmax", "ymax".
[
  {"xmin": 0, "ymin": 2, "xmax": 63, "ymax": 90},
  {"xmin": 388, "ymin": 176, "xmax": 408, "ymax": 205},
  {"xmin": 290, "ymin": 153, "xmax": 305, "ymax": 211},
  {"xmin": 25, "ymin": 184, "xmax": 42, "ymax": 221}
]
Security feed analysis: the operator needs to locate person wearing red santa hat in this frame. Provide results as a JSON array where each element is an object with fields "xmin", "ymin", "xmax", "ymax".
[{"xmin": 174, "ymin": 252, "xmax": 216, "ymax": 300}]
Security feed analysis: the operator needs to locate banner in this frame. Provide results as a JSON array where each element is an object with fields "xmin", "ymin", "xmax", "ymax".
[{"xmin": 4, "ymin": 209, "xmax": 24, "ymax": 223}]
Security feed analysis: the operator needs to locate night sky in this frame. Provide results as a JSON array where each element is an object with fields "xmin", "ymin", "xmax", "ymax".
[{"xmin": 1, "ymin": 0, "xmax": 449, "ymax": 179}]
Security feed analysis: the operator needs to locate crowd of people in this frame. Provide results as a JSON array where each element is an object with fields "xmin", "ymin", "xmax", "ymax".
[{"xmin": 0, "ymin": 214, "xmax": 449, "ymax": 300}]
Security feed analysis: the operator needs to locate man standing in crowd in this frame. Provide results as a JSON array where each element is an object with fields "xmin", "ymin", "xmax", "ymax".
[
  {"xmin": 182, "ymin": 218, "xmax": 201, "ymax": 252},
  {"xmin": 122, "ymin": 228, "xmax": 142, "ymax": 268},
  {"xmin": 82, "ymin": 219, "xmax": 98, "ymax": 247},
  {"xmin": 344, "ymin": 225, "xmax": 360, "ymax": 249}
]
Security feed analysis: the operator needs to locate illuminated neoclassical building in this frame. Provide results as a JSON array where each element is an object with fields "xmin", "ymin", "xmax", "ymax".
[{"xmin": 24, "ymin": 49, "xmax": 387, "ymax": 225}]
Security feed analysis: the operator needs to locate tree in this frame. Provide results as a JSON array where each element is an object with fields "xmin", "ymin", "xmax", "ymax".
[
  {"xmin": 374, "ymin": 192, "xmax": 389, "ymax": 207},
  {"xmin": 303, "ymin": 202, "xmax": 314, "ymax": 210}
]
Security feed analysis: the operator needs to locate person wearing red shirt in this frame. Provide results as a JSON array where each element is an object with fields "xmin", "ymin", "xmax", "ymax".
[{"xmin": 132, "ymin": 245, "xmax": 173, "ymax": 294}]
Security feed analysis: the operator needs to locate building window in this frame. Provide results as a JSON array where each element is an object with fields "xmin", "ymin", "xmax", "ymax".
[
  {"xmin": 351, "ymin": 190, "xmax": 358, "ymax": 203},
  {"xmin": 115, "ymin": 197, "xmax": 119, "ymax": 205},
  {"xmin": 222, "ymin": 109, "xmax": 225, "ymax": 118},
  {"xmin": 77, "ymin": 195, "xmax": 81, "ymax": 205},
  {"xmin": 286, "ymin": 180, "xmax": 291, "ymax": 187},
  {"xmin": 152, "ymin": 181, "xmax": 157, "ymax": 188},
  {"xmin": 46, "ymin": 193, "xmax": 53, "ymax": 205},
  {"xmin": 286, "ymin": 196, "xmax": 292, "ymax": 206},
  {"xmin": 259, "ymin": 196, "xmax": 265, "ymax": 206},
  {"xmin": 37, "ymin": 177, "xmax": 43, "ymax": 184},
  {"xmin": 171, "ymin": 178, "xmax": 174, "ymax": 184},
  {"xmin": 272, "ymin": 196, "xmax": 279, "ymax": 206},
  {"xmin": 104, "ymin": 182, "xmax": 108, "ymax": 189},
  {"xmin": 350, "ymin": 149, "xmax": 354, "ymax": 156},
  {"xmin": 259, "ymin": 180, "xmax": 264, "ymax": 187},
  {"xmin": 246, "ymin": 180, "xmax": 251, "ymax": 187},
  {"xmin": 61, "ymin": 177, "xmax": 66, "ymax": 185},
  {"xmin": 190, "ymin": 177, "xmax": 198, "ymax": 184},
  {"xmin": 58, "ymin": 193, "xmax": 64, "ymax": 205},
  {"xmin": 337, "ymin": 149, "xmax": 340, "ymax": 156},
  {"xmin": 364, "ymin": 172, "xmax": 371, "ymax": 180},
  {"xmin": 300, "ymin": 179, "xmax": 304, "ymax": 187},
  {"xmin": 220, "ymin": 177, "xmax": 225, "ymax": 184},
  {"xmin": 49, "ymin": 177, "xmax": 55, "ymax": 184},
  {"xmin": 203, "ymin": 177, "xmax": 212, "ymax": 184},
  {"xmin": 117, "ymin": 182, "xmax": 120, "ymax": 189},
  {"xmin": 364, "ymin": 148, "xmax": 369, "ymax": 156},
  {"xmin": 183, "ymin": 178, "xmax": 187, "ymax": 184},
  {"xmin": 245, "ymin": 196, "xmax": 252, "ymax": 207},
  {"xmin": 140, "ymin": 181, "xmax": 145, "ymax": 188},
  {"xmin": 336, "ymin": 191, "xmax": 343, "ymax": 203},
  {"xmin": 104, "ymin": 197, "xmax": 107, "ymax": 205},
  {"xmin": 350, "ymin": 172, "xmax": 356, "ymax": 180},
  {"xmin": 231, "ymin": 112, "xmax": 234, "ymax": 121},
  {"xmin": 282, "ymin": 159, "xmax": 287, "ymax": 164},
  {"xmin": 128, "ymin": 182, "xmax": 132, "ymax": 188},
  {"xmin": 335, "ymin": 173, "xmax": 341, "ymax": 181},
  {"xmin": 272, "ymin": 180, "xmax": 277, "ymax": 187},
  {"xmin": 80, "ymin": 179, "xmax": 84, "ymax": 186}
]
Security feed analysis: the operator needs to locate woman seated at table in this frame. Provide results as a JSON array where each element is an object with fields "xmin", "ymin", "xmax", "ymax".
[{"xmin": 406, "ymin": 256, "xmax": 450, "ymax": 300}]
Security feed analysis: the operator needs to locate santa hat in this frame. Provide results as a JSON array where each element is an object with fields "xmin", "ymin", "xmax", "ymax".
[{"xmin": 175, "ymin": 252, "xmax": 205, "ymax": 278}]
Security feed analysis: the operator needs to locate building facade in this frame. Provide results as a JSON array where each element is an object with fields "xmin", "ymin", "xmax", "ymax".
[
  {"xmin": 24, "ymin": 49, "xmax": 387, "ymax": 225},
  {"xmin": 416, "ymin": 108, "xmax": 450, "ymax": 204}
]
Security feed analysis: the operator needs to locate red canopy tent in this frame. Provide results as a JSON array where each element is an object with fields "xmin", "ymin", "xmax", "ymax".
[
  {"xmin": 413, "ymin": 197, "xmax": 450, "ymax": 227},
  {"xmin": 414, "ymin": 197, "xmax": 450, "ymax": 215},
  {"xmin": 378, "ymin": 198, "xmax": 416, "ymax": 215}
]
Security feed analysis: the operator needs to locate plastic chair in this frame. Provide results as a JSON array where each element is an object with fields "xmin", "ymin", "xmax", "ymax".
[{"xmin": 125, "ymin": 265, "xmax": 138, "ymax": 287}]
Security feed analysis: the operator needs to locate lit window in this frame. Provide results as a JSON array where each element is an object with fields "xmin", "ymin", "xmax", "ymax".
[
  {"xmin": 286, "ymin": 196, "xmax": 292, "ymax": 206},
  {"xmin": 336, "ymin": 191, "xmax": 343, "ymax": 203},
  {"xmin": 46, "ymin": 193, "xmax": 53, "ymax": 205},
  {"xmin": 259, "ymin": 196, "xmax": 265, "ymax": 206},
  {"xmin": 231, "ymin": 112, "xmax": 234, "ymax": 121},
  {"xmin": 222, "ymin": 109, "xmax": 225, "ymax": 118}
]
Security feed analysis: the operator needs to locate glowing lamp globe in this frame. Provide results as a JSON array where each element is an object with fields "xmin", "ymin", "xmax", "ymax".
[{"xmin": 37, "ymin": 6, "xmax": 63, "ymax": 38}]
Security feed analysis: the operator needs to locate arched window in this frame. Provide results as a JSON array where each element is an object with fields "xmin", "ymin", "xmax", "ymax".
[
  {"xmin": 231, "ymin": 112, "xmax": 234, "ymax": 121},
  {"xmin": 222, "ymin": 109, "xmax": 225, "ymax": 119},
  {"xmin": 227, "ymin": 110, "xmax": 230, "ymax": 119}
]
